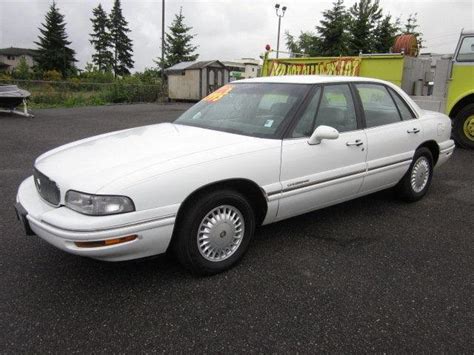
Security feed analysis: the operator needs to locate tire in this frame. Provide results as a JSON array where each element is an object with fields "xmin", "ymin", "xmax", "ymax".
[
  {"xmin": 395, "ymin": 147, "xmax": 434, "ymax": 202},
  {"xmin": 453, "ymin": 103, "xmax": 474, "ymax": 149},
  {"xmin": 173, "ymin": 189, "xmax": 256, "ymax": 276}
]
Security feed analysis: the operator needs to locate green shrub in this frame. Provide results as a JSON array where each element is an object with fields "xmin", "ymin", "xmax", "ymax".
[
  {"xmin": 133, "ymin": 67, "xmax": 162, "ymax": 85},
  {"xmin": 0, "ymin": 73, "xmax": 12, "ymax": 81},
  {"xmin": 79, "ymin": 63, "xmax": 115, "ymax": 83},
  {"xmin": 43, "ymin": 70, "xmax": 62, "ymax": 81}
]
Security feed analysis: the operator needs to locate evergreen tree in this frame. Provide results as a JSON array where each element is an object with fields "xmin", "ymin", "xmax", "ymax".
[
  {"xmin": 348, "ymin": 0, "xmax": 383, "ymax": 54},
  {"xmin": 160, "ymin": 8, "xmax": 199, "ymax": 69},
  {"xmin": 373, "ymin": 14, "xmax": 400, "ymax": 53},
  {"xmin": 403, "ymin": 13, "xmax": 424, "ymax": 49},
  {"xmin": 34, "ymin": 2, "xmax": 77, "ymax": 77},
  {"xmin": 14, "ymin": 57, "xmax": 31, "ymax": 80},
  {"xmin": 90, "ymin": 4, "xmax": 113, "ymax": 72},
  {"xmin": 109, "ymin": 0, "xmax": 134, "ymax": 76},
  {"xmin": 316, "ymin": 0, "xmax": 350, "ymax": 56}
]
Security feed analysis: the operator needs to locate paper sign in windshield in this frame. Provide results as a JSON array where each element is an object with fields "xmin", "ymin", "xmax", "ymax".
[
  {"xmin": 204, "ymin": 85, "xmax": 233, "ymax": 103},
  {"xmin": 264, "ymin": 119, "xmax": 274, "ymax": 128}
]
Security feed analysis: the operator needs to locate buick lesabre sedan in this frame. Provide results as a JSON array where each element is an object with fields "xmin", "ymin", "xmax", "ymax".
[{"xmin": 15, "ymin": 76, "xmax": 455, "ymax": 275}]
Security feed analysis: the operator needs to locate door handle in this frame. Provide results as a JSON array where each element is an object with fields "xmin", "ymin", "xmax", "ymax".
[
  {"xmin": 407, "ymin": 128, "xmax": 420, "ymax": 134},
  {"xmin": 346, "ymin": 139, "xmax": 364, "ymax": 147}
]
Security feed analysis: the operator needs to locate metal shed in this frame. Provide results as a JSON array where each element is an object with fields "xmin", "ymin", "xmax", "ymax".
[{"xmin": 165, "ymin": 60, "xmax": 230, "ymax": 101}]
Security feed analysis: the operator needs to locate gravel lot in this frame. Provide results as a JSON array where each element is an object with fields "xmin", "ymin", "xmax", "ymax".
[{"xmin": 0, "ymin": 104, "xmax": 472, "ymax": 353}]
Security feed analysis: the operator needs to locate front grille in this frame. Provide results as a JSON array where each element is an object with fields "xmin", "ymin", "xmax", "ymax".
[{"xmin": 34, "ymin": 168, "xmax": 60, "ymax": 206}]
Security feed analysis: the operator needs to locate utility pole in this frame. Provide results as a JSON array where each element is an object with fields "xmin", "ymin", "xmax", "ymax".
[
  {"xmin": 161, "ymin": 0, "xmax": 165, "ymax": 96},
  {"xmin": 275, "ymin": 4, "xmax": 287, "ymax": 59}
]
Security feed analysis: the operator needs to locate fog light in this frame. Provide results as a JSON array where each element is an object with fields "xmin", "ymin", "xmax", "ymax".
[{"xmin": 74, "ymin": 235, "xmax": 137, "ymax": 248}]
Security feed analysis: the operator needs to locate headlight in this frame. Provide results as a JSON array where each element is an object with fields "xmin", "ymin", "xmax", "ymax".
[{"xmin": 65, "ymin": 190, "xmax": 135, "ymax": 216}]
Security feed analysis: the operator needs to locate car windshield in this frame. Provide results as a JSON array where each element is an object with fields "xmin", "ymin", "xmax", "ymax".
[{"xmin": 174, "ymin": 83, "xmax": 311, "ymax": 138}]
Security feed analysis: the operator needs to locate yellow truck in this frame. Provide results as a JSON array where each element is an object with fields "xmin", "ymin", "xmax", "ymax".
[
  {"xmin": 261, "ymin": 30, "xmax": 474, "ymax": 148},
  {"xmin": 446, "ymin": 30, "xmax": 474, "ymax": 148}
]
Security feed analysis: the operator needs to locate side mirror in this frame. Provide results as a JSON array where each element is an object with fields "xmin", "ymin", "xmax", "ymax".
[{"xmin": 308, "ymin": 125, "xmax": 339, "ymax": 145}]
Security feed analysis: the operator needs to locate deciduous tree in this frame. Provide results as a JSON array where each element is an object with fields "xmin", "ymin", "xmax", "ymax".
[{"xmin": 285, "ymin": 31, "xmax": 320, "ymax": 57}]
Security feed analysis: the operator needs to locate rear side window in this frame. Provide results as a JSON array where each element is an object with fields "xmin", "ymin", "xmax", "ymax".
[
  {"xmin": 356, "ymin": 84, "xmax": 401, "ymax": 128},
  {"xmin": 388, "ymin": 88, "xmax": 416, "ymax": 120}
]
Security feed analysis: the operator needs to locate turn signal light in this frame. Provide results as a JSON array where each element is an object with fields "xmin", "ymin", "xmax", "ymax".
[{"xmin": 74, "ymin": 235, "xmax": 137, "ymax": 248}]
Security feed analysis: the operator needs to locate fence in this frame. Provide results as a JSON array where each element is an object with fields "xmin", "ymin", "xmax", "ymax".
[{"xmin": 0, "ymin": 79, "xmax": 165, "ymax": 108}]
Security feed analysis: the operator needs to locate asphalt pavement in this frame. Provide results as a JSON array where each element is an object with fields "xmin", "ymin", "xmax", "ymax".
[{"xmin": 0, "ymin": 104, "xmax": 472, "ymax": 353}]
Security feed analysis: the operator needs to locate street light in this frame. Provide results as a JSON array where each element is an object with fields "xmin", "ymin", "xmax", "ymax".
[{"xmin": 275, "ymin": 3, "xmax": 287, "ymax": 59}]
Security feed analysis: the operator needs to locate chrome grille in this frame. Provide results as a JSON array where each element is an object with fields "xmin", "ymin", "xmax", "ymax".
[{"xmin": 33, "ymin": 168, "xmax": 60, "ymax": 206}]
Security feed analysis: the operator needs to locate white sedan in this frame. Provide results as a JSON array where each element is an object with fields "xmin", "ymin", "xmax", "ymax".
[{"xmin": 15, "ymin": 76, "xmax": 455, "ymax": 275}]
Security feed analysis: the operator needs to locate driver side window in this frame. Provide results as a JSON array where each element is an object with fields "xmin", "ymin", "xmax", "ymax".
[
  {"xmin": 292, "ymin": 87, "xmax": 321, "ymax": 138},
  {"xmin": 291, "ymin": 84, "xmax": 358, "ymax": 138}
]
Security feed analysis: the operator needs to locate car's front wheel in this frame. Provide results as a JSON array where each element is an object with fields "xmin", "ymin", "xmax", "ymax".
[
  {"xmin": 395, "ymin": 147, "xmax": 434, "ymax": 202},
  {"xmin": 173, "ymin": 189, "xmax": 255, "ymax": 275}
]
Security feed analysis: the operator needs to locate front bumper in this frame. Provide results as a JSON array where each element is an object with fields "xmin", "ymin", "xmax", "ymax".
[{"xmin": 16, "ymin": 176, "xmax": 177, "ymax": 262}]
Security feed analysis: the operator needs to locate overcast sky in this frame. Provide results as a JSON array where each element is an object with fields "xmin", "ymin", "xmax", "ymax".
[{"xmin": 1, "ymin": 0, "xmax": 473, "ymax": 72}]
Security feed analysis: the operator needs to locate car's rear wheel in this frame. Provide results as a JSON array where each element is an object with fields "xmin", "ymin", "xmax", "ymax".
[
  {"xmin": 173, "ymin": 189, "xmax": 255, "ymax": 275},
  {"xmin": 395, "ymin": 147, "xmax": 434, "ymax": 202},
  {"xmin": 453, "ymin": 103, "xmax": 474, "ymax": 149}
]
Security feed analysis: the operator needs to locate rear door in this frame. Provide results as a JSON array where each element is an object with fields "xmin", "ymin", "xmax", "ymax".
[{"xmin": 354, "ymin": 83, "xmax": 423, "ymax": 194}]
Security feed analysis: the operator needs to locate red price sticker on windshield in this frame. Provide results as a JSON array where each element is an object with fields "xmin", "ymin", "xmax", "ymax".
[{"xmin": 204, "ymin": 85, "xmax": 233, "ymax": 102}]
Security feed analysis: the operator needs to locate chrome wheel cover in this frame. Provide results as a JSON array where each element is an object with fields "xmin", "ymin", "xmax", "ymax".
[
  {"xmin": 197, "ymin": 205, "xmax": 245, "ymax": 262},
  {"xmin": 410, "ymin": 157, "xmax": 430, "ymax": 193}
]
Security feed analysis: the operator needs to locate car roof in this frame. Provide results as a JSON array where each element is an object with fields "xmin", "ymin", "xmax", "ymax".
[{"xmin": 236, "ymin": 75, "xmax": 390, "ymax": 85}]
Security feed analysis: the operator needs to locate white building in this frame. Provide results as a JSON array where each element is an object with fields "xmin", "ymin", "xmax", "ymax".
[
  {"xmin": 0, "ymin": 47, "xmax": 37, "ymax": 72},
  {"xmin": 222, "ymin": 58, "xmax": 261, "ymax": 81}
]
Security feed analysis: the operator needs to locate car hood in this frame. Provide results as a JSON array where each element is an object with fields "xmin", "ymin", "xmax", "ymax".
[{"xmin": 35, "ymin": 123, "xmax": 263, "ymax": 194}]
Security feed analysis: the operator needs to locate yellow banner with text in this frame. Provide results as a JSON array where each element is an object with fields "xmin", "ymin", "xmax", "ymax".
[{"xmin": 266, "ymin": 57, "xmax": 362, "ymax": 77}]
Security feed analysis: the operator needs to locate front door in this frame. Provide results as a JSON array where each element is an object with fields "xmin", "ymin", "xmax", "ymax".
[{"xmin": 277, "ymin": 84, "xmax": 367, "ymax": 221}]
